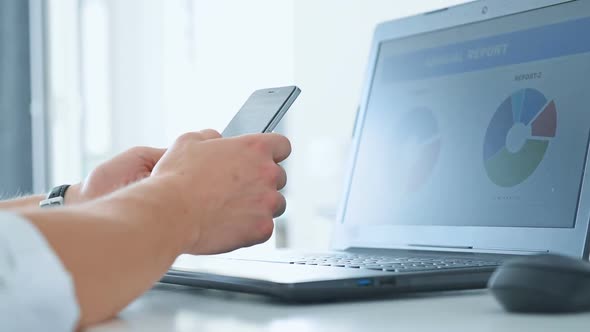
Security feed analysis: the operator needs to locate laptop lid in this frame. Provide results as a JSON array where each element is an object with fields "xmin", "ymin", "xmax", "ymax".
[{"xmin": 333, "ymin": 0, "xmax": 590, "ymax": 258}]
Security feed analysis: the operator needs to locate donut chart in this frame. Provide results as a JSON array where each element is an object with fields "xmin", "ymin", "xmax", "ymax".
[
  {"xmin": 483, "ymin": 88, "xmax": 557, "ymax": 187},
  {"xmin": 394, "ymin": 108, "xmax": 441, "ymax": 192}
]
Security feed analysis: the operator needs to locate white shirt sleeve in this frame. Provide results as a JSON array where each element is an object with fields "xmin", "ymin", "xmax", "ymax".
[{"xmin": 0, "ymin": 212, "xmax": 80, "ymax": 332}]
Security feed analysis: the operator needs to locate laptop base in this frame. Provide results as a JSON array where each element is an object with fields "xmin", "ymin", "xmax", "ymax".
[{"xmin": 162, "ymin": 249, "xmax": 506, "ymax": 302}]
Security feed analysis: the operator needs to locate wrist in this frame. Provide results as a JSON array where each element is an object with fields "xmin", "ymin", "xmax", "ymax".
[
  {"xmin": 64, "ymin": 183, "xmax": 83, "ymax": 205},
  {"xmin": 96, "ymin": 176, "xmax": 194, "ymax": 256}
]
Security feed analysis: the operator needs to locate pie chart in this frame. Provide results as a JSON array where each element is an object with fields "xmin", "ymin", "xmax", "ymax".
[
  {"xmin": 394, "ymin": 107, "xmax": 441, "ymax": 192},
  {"xmin": 483, "ymin": 88, "xmax": 557, "ymax": 187}
]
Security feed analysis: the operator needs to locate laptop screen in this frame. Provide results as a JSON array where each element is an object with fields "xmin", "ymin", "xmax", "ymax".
[{"xmin": 346, "ymin": 2, "xmax": 590, "ymax": 229}]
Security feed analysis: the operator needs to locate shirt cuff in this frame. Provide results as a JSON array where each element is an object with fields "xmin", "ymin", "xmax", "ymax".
[{"xmin": 0, "ymin": 212, "xmax": 80, "ymax": 331}]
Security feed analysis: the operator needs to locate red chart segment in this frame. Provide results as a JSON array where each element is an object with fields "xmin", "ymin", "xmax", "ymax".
[{"xmin": 532, "ymin": 100, "xmax": 557, "ymax": 138}]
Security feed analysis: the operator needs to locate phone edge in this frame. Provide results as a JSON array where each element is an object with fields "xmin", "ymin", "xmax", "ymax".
[{"xmin": 263, "ymin": 86, "xmax": 301, "ymax": 133}]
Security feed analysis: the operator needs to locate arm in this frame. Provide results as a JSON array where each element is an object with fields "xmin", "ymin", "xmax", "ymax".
[
  {"xmin": 0, "ymin": 194, "xmax": 44, "ymax": 210},
  {"xmin": 0, "ymin": 146, "xmax": 166, "ymax": 213},
  {"xmin": 0, "ymin": 184, "xmax": 84, "ymax": 211},
  {"xmin": 21, "ymin": 130, "xmax": 290, "ymax": 328},
  {"xmin": 22, "ymin": 178, "xmax": 186, "ymax": 328}
]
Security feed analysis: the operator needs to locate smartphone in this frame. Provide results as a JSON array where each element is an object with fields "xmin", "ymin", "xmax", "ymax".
[{"xmin": 222, "ymin": 86, "xmax": 301, "ymax": 137}]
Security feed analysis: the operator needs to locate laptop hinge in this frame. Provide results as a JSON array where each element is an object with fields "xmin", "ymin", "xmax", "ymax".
[
  {"xmin": 472, "ymin": 247, "xmax": 550, "ymax": 255},
  {"xmin": 408, "ymin": 244, "xmax": 472, "ymax": 250},
  {"xmin": 406, "ymin": 244, "xmax": 549, "ymax": 255}
]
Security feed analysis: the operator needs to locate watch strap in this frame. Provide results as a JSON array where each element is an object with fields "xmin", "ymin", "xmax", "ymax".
[{"xmin": 47, "ymin": 184, "xmax": 71, "ymax": 200}]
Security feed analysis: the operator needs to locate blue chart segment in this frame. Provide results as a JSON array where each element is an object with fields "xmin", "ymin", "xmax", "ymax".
[
  {"xmin": 483, "ymin": 88, "xmax": 557, "ymax": 187},
  {"xmin": 483, "ymin": 97, "xmax": 513, "ymax": 162}
]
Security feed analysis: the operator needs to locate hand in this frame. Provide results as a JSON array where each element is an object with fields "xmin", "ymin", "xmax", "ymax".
[
  {"xmin": 22, "ymin": 129, "xmax": 289, "ymax": 327},
  {"xmin": 151, "ymin": 129, "xmax": 291, "ymax": 255},
  {"xmin": 66, "ymin": 147, "xmax": 166, "ymax": 204}
]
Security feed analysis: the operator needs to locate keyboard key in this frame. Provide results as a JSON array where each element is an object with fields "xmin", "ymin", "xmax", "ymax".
[
  {"xmin": 399, "ymin": 267, "xmax": 436, "ymax": 272},
  {"xmin": 362, "ymin": 266, "xmax": 386, "ymax": 271},
  {"xmin": 362, "ymin": 264, "xmax": 385, "ymax": 269}
]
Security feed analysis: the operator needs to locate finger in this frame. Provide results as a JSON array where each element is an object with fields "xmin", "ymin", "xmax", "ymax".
[
  {"xmin": 198, "ymin": 129, "xmax": 222, "ymax": 140},
  {"xmin": 260, "ymin": 133, "xmax": 292, "ymax": 163},
  {"xmin": 131, "ymin": 146, "xmax": 167, "ymax": 166},
  {"xmin": 177, "ymin": 129, "xmax": 221, "ymax": 144},
  {"xmin": 276, "ymin": 164, "xmax": 287, "ymax": 190},
  {"xmin": 273, "ymin": 192, "xmax": 287, "ymax": 218}
]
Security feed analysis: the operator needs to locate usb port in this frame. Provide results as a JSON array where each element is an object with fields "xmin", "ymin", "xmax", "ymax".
[{"xmin": 356, "ymin": 279, "xmax": 373, "ymax": 287}]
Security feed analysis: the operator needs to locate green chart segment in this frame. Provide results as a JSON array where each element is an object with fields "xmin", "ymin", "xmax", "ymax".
[{"xmin": 483, "ymin": 88, "xmax": 557, "ymax": 187}]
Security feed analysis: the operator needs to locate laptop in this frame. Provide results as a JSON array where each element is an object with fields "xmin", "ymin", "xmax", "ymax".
[{"xmin": 162, "ymin": 0, "xmax": 590, "ymax": 301}]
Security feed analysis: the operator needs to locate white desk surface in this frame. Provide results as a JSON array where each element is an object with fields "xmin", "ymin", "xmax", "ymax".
[{"xmin": 88, "ymin": 283, "xmax": 590, "ymax": 332}]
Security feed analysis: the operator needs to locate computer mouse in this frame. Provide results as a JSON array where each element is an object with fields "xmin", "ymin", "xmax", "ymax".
[{"xmin": 488, "ymin": 254, "xmax": 590, "ymax": 313}]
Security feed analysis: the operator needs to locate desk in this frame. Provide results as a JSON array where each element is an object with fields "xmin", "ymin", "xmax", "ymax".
[{"xmin": 89, "ymin": 284, "xmax": 590, "ymax": 331}]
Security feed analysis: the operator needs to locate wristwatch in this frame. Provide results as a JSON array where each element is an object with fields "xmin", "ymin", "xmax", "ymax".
[{"xmin": 39, "ymin": 184, "xmax": 71, "ymax": 208}]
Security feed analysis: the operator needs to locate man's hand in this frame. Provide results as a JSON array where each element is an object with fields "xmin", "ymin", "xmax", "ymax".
[
  {"xmin": 21, "ymin": 129, "xmax": 292, "ymax": 327},
  {"xmin": 151, "ymin": 129, "xmax": 290, "ymax": 255},
  {"xmin": 66, "ymin": 147, "xmax": 166, "ymax": 204}
]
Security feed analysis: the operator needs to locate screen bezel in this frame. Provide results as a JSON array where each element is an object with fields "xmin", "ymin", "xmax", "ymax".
[{"xmin": 333, "ymin": 0, "xmax": 590, "ymax": 258}]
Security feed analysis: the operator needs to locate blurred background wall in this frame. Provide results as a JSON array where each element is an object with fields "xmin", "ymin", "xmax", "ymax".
[{"xmin": 33, "ymin": 0, "xmax": 469, "ymax": 249}]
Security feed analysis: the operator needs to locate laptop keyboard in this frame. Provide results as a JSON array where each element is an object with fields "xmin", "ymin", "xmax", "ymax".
[{"xmin": 282, "ymin": 254, "xmax": 501, "ymax": 273}]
